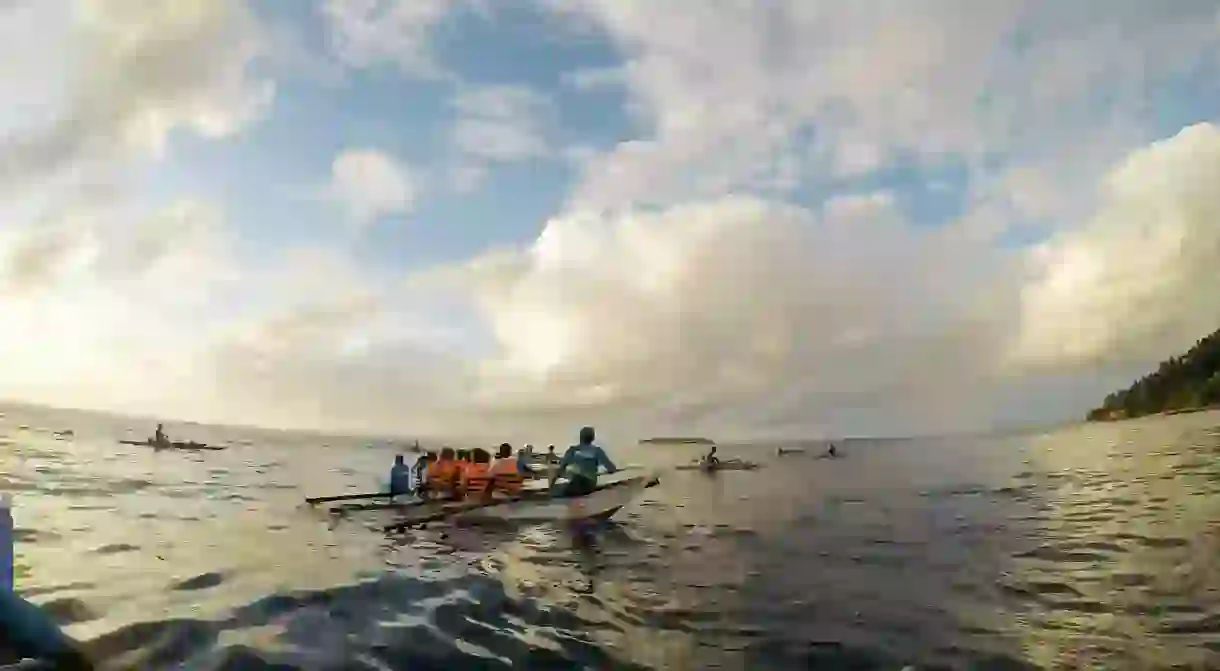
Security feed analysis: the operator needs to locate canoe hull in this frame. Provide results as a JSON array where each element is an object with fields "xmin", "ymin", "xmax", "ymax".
[
  {"xmin": 454, "ymin": 476, "xmax": 656, "ymax": 524},
  {"xmin": 118, "ymin": 440, "xmax": 225, "ymax": 452},
  {"xmin": 379, "ymin": 476, "xmax": 657, "ymax": 531}
]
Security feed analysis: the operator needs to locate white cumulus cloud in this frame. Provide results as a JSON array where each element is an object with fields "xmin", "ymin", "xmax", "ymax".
[
  {"xmin": 327, "ymin": 148, "xmax": 418, "ymax": 227},
  {"xmin": 415, "ymin": 193, "xmax": 1019, "ymax": 437},
  {"xmin": 542, "ymin": 0, "xmax": 1220, "ymax": 211},
  {"xmin": 1012, "ymin": 122, "xmax": 1220, "ymax": 373},
  {"xmin": 320, "ymin": 0, "xmax": 456, "ymax": 76},
  {"xmin": 0, "ymin": 0, "xmax": 273, "ymax": 191}
]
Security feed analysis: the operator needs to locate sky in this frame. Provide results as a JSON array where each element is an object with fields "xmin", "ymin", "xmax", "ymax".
[{"xmin": 2, "ymin": 0, "xmax": 1220, "ymax": 442}]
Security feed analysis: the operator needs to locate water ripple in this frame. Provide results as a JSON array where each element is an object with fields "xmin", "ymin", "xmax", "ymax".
[{"xmin": 3, "ymin": 409, "xmax": 1220, "ymax": 668}]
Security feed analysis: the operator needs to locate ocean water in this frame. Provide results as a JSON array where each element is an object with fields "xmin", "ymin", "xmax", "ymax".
[{"xmin": 3, "ymin": 404, "xmax": 1220, "ymax": 670}]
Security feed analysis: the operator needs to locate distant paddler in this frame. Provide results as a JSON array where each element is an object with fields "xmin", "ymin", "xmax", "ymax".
[
  {"xmin": 153, "ymin": 423, "xmax": 168, "ymax": 448},
  {"xmin": 549, "ymin": 426, "xmax": 619, "ymax": 497},
  {"xmin": 701, "ymin": 445, "xmax": 720, "ymax": 468}
]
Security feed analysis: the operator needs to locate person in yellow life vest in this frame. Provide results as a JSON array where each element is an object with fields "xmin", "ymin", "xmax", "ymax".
[
  {"xmin": 427, "ymin": 447, "xmax": 461, "ymax": 500},
  {"xmin": 489, "ymin": 443, "xmax": 525, "ymax": 497},
  {"xmin": 460, "ymin": 448, "xmax": 494, "ymax": 500}
]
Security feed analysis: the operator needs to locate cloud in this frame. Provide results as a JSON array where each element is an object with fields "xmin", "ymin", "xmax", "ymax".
[
  {"xmin": 320, "ymin": 0, "xmax": 456, "ymax": 76},
  {"xmin": 0, "ymin": 0, "xmax": 273, "ymax": 191},
  {"xmin": 1011, "ymin": 122, "xmax": 1220, "ymax": 374},
  {"xmin": 0, "ymin": 196, "xmax": 235, "ymax": 297},
  {"xmin": 401, "ymin": 118, "xmax": 1220, "ymax": 437},
  {"xmin": 327, "ymin": 148, "xmax": 418, "ymax": 226},
  {"xmin": 205, "ymin": 302, "xmax": 474, "ymax": 433},
  {"xmin": 0, "ymin": 197, "xmax": 241, "ymax": 413},
  {"xmin": 541, "ymin": 0, "xmax": 1220, "ymax": 210},
  {"xmin": 415, "ymin": 193, "xmax": 1019, "ymax": 437},
  {"xmin": 449, "ymin": 85, "xmax": 552, "ymax": 190},
  {"xmin": 5, "ymin": 2, "xmax": 1220, "ymax": 441},
  {"xmin": 452, "ymin": 86, "xmax": 551, "ymax": 161},
  {"xmin": 0, "ymin": 195, "xmax": 469, "ymax": 432},
  {"xmin": 5, "ymin": 121, "xmax": 1220, "ymax": 439}
]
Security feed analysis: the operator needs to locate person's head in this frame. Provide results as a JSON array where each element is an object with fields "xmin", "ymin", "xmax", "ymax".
[
  {"xmin": 157, "ymin": 423, "xmax": 163, "ymax": 430},
  {"xmin": 440, "ymin": 447, "xmax": 455, "ymax": 460},
  {"xmin": 525, "ymin": 443, "xmax": 534, "ymax": 451},
  {"xmin": 473, "ymin": 448, "xmax": 492, "ymax": 464},
  {"xmin": 548, "ymin": 444, "xmax": 556, "ymax": 452},
  {"xmin": 394, "ymin": 454, "xmax": 405, "ymax": 466},
  {"xmin": 497, "ymin": 443, "xmax": 512, "ymax": 459},
  {"xmin": 710, "ymin": 445, "xmax": 717, "ymax": 455},
  {"xmin": 578, "ymin": 427, "xmax": 594, "ymax": 444}
]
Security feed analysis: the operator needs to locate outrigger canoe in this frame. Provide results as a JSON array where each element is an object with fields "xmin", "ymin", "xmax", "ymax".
[
  {"xmin": 312, "ymin": 475, "xmax": 659, "ymax": 532},
  {"xmin": 118, "ymin": 440, "xmax": 225, "ymax": 452},
  {"xmin": 675, "ymin": 459, "xmax": 760, "ymax": 472}
]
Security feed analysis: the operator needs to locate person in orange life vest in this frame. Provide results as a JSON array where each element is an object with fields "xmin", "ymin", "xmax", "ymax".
[
  {"xmin": 453, "ymin": 449, "xmax": 472, "ymax": 482},
  {"xmin": 427, "ymin": 447, "xmax": 461, "ymax": 499},
  {"xmin": 488, "ymin": 443, "xmax": 525, "ymax": 497},
  {"xmin": 460, "ymin": 448, "xmax": 494, "ymax": 500}
]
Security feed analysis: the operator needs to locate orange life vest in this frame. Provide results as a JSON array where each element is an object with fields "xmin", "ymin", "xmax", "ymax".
[
  {"xmin": 461, "ymin": 462, "xmax": 493, "ymax": 500},
  {"xmin": 427, "ymin": 460, "xmax": 461, "ymax": 495},
  {"xmin": 489, "ymin": 458, "xmax": 524, "ymax": 496}
]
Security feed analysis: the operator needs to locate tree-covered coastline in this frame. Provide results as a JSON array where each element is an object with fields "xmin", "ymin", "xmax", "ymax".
[{"xmin": 1087, "ymin": 329, "xmax": 1220, "ymax": 421}]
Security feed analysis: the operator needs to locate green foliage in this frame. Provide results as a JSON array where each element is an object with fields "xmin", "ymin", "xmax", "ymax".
[{"xmin": 1087, "ymin": 328, "xmax": 1220, "ymax": 421}]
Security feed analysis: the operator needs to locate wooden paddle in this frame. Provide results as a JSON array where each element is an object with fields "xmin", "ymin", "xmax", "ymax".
[{"xmin": 305, "ymin": 491, "xmax": 399, "ymax": 505}]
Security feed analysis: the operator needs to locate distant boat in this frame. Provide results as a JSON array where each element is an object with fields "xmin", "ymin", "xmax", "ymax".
[
  {"xmin": 119, "ymin": 439, "xmax": 225, "ymax": 452},
  {"xmin": 638, "ymin": 437, "xmax": 714, "ymax": 445}
]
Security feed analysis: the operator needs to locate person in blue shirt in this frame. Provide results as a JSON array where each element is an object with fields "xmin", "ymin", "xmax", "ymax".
[
  {"xmin": 549, "ymin": 426, "xmax": 618, "ymax": 497},
  {"xmin": 513, "ymin": 444, "xmax": 536, "ymax": 477},
  {"xmin": 387, "ymin": 454, "xmax": 412, "ymax": 497}
]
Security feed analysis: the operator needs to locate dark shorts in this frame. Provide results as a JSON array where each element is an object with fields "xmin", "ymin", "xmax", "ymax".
[{"xmin": 558, "ymin": 475, "xmax": 597, "ymax": 498}]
